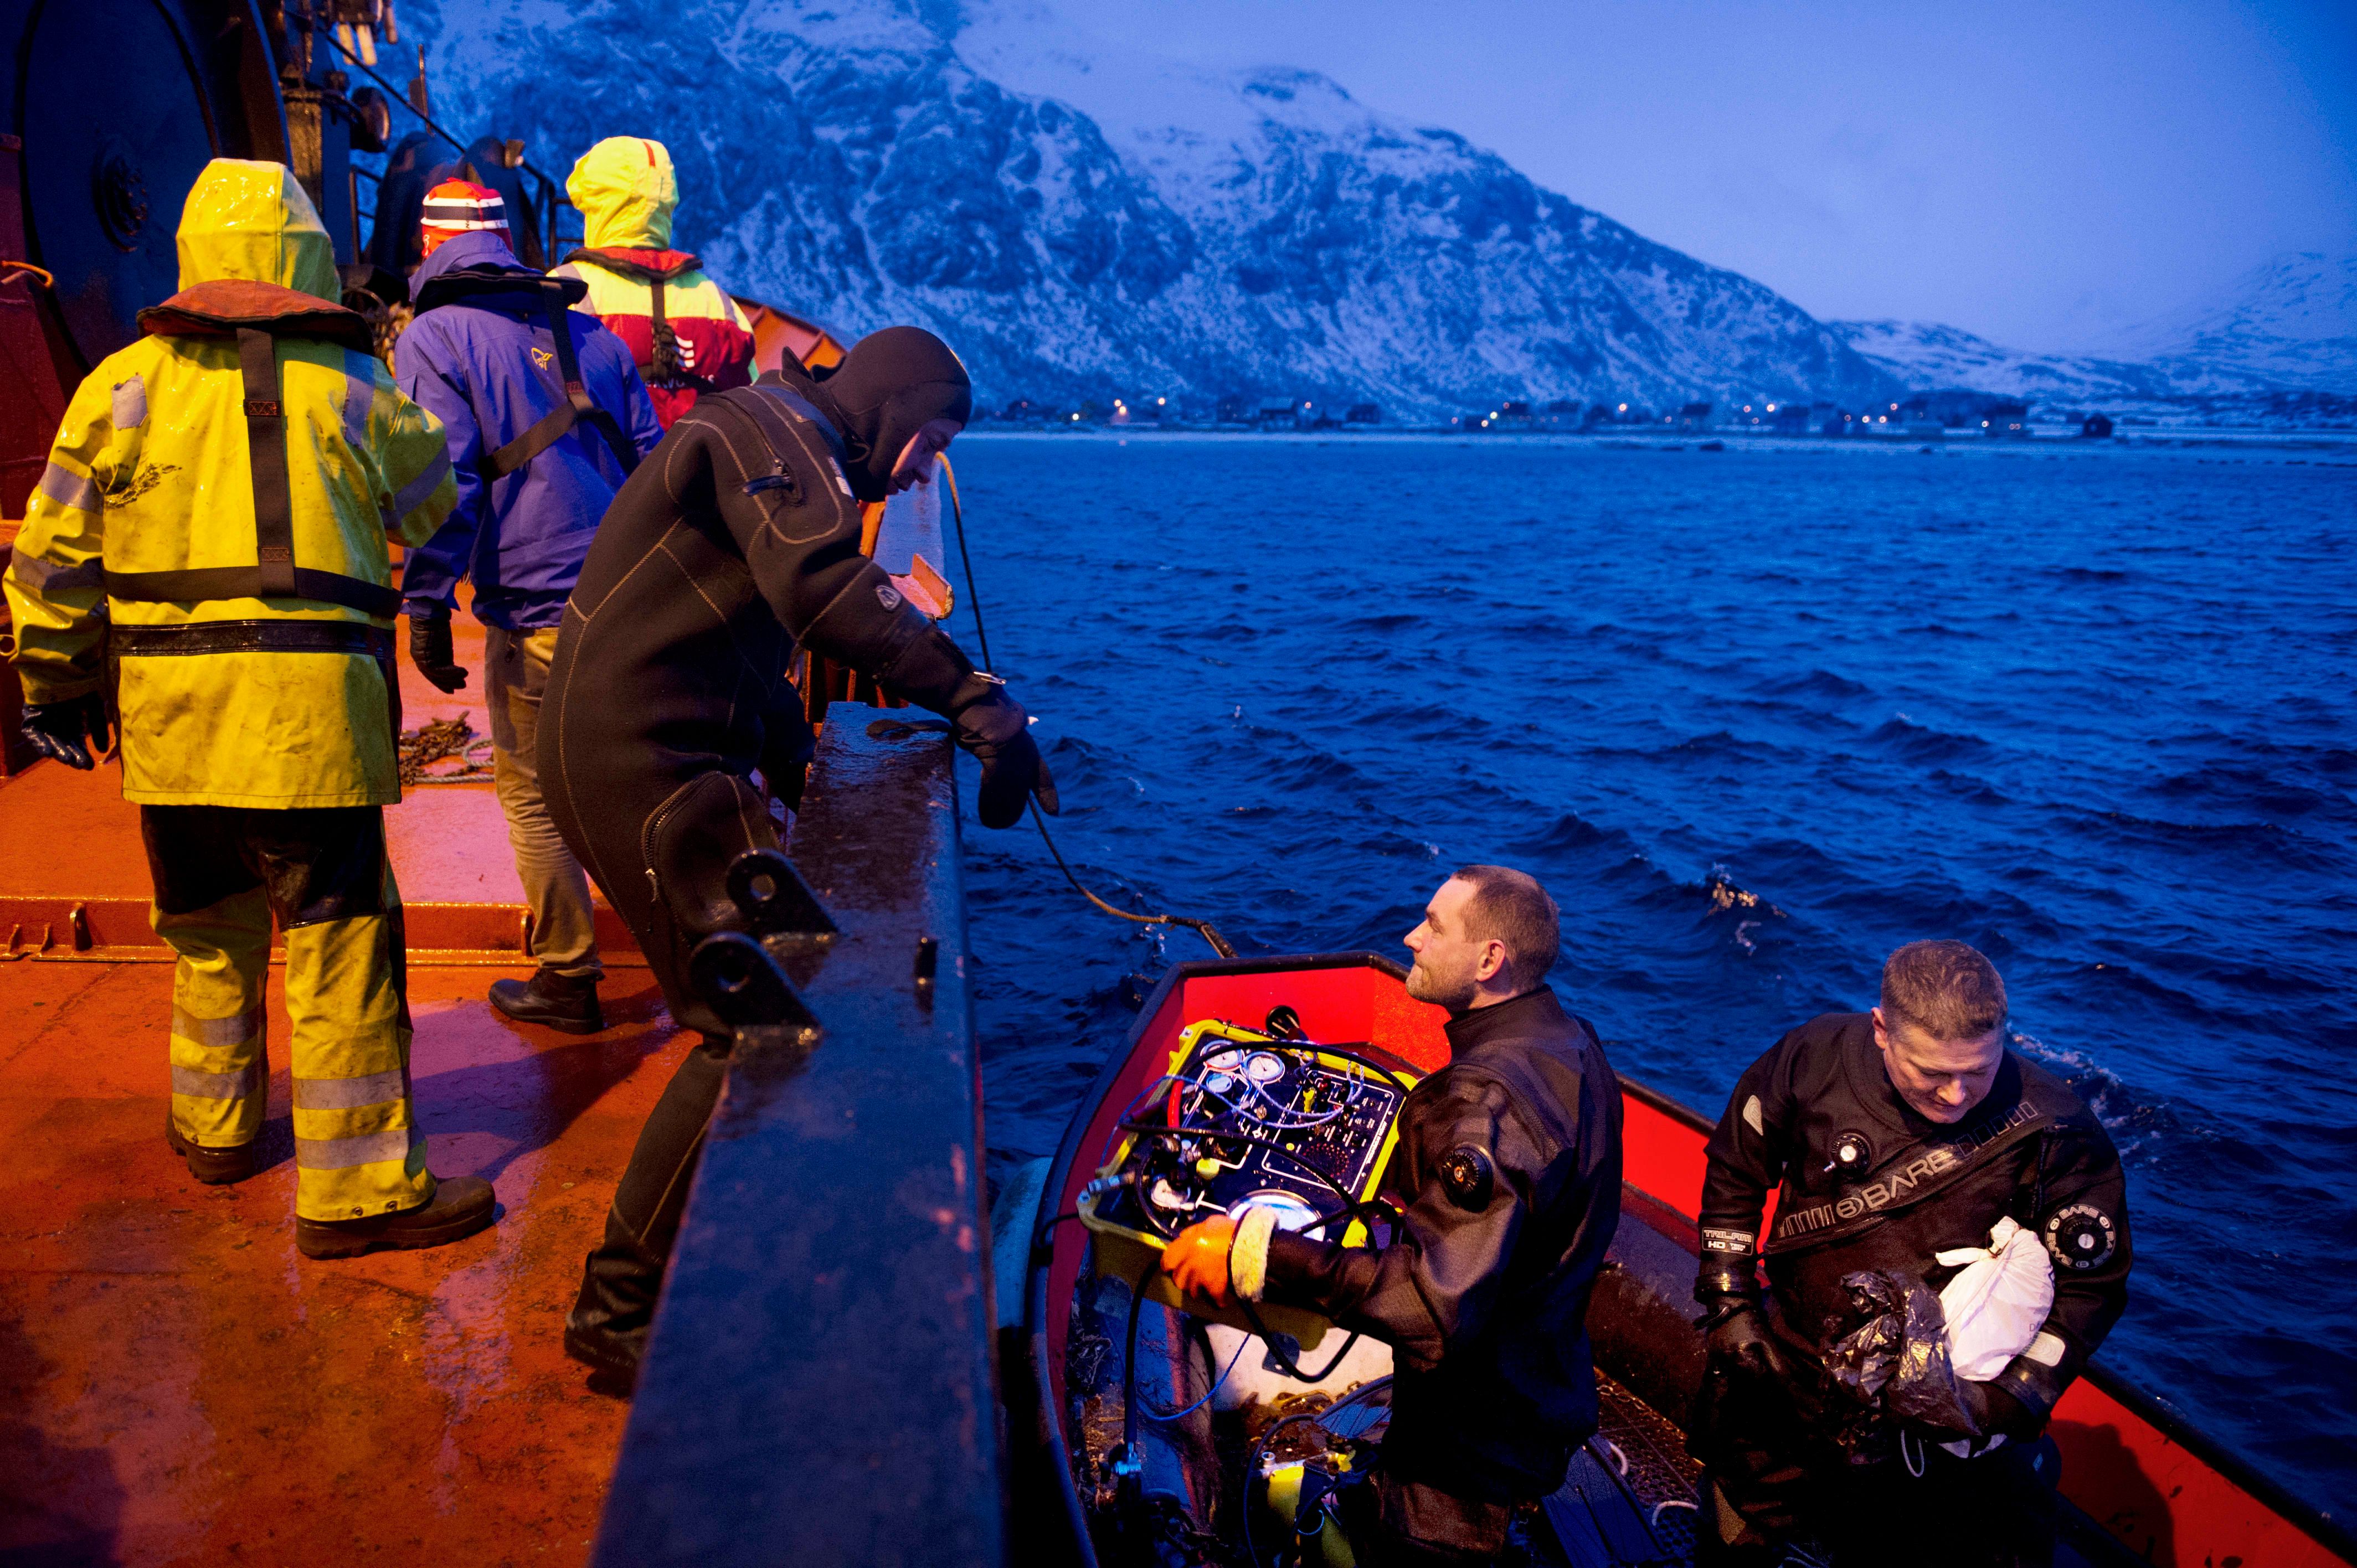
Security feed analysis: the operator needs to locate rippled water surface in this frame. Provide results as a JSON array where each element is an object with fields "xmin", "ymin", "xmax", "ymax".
[{"xmin": 939, "ymin": 432, "xmax": 2356, "ymax": 1515}]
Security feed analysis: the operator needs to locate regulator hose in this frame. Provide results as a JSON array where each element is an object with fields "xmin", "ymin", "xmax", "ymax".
[{"xmin": 939, "ymin": 457, "xmax": 1239, "ymax": 960}]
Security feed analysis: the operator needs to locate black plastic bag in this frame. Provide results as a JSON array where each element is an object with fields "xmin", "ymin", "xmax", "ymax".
[{"xmin": 1820, "ymin": 1269, "xmax": 1983, "ymax": 1462}]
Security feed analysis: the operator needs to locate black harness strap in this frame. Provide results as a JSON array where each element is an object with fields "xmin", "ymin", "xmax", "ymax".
[
  {"xmin": 481, "ymin": 282, "xmax": 642, "ymax": 479},
  {"xmin": 112, "ymin": 620, "xmax": 393, "ymax": 658},
  {"xmin": 105, "ymin": 617, "xmax": 400, "ymax": 755},
  {"xmin": 239, "ymin": 328, "xmax": 300, "ymax": 599},
  {"xmin": 104, "ymin": 327, "xmax": 402, "ymax": 619}
]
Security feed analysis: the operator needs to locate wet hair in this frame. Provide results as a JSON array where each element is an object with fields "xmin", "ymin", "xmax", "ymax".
[
  {"xmin": 1449, "ymin": 865, "xmax": 1560, "ymax": 990},
  {"xmin": 1880, "ymin": 940, "xmax": 2008, "ymax": 1041}
]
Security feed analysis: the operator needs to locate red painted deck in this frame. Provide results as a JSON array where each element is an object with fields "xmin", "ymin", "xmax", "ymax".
[{"xmin": 0, "ymin": 605, "xmax": 680, "ymax": 1563}]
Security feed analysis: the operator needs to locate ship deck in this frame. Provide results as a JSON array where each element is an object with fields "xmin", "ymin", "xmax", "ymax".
[{"xmin": 0, "ymin": 610, "xmax": 675, "ymax": 1565}]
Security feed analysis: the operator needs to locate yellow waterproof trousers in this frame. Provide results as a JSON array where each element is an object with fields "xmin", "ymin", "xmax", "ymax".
[{"xmin": 144, "ymin": 804, "xmax": 433, "ymax": 1221}]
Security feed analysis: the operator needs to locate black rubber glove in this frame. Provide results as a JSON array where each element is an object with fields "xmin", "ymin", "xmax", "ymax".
[
  {"xmin": 19, "ymin": 692, "xmax": 112, "ymax": 771},
  {"xmin": 945, "ymin": 673, "xmax": 1059, "ymax": 829},
  {"xmin": 1702, "ymin": 1297, "xmax": 1790, "ymax": 1386},
  {"xmin": 408, "ymin": 609, "xmax": 468, "ymax": 693}
]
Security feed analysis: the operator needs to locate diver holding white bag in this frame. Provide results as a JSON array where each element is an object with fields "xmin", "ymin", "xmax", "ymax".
[{"xmin": 1690, "ymin": 940, "xmax": 2130, "ymax": 1567}]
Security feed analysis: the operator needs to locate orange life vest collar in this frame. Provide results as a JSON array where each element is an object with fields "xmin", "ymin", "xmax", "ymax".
[
  {"xmin": 136, "ymin": 280, "xmax": 374, "ymax": 352},
  {"xmin": 564, "ymin": 246, "xmax": 703, "ymax": 285}
]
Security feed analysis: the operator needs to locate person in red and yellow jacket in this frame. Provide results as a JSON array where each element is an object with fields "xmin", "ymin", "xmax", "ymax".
[{"xmin": 550, "ymin": 136, "xmax": 754, "ymax": 428}]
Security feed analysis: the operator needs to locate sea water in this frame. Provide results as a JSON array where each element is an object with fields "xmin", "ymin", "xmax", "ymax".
[{"xmin": 944, "ymin": 431, "xmax": 2356, "ymax": 1516}]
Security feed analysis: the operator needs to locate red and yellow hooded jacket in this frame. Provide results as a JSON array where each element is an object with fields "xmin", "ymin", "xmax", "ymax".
[{"xmin": 551, "ymin": 136, "xmax": 754, "ymax": 429}]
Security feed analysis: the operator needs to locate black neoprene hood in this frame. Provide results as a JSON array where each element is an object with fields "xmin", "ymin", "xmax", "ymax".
[{"xmin": 798, "ymin": 326, "xmax": 974, "ymax": 501}]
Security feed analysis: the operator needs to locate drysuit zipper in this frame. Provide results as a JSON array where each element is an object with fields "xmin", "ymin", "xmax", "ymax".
[{"xmin": 640, "ymin": 783, "xmax": 699, "ymax": 908}]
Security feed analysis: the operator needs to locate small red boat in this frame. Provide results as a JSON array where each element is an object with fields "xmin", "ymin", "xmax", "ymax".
[{"xmin": 1013, "ymin": 951, "xmax": 2356, "ymax": 1567}]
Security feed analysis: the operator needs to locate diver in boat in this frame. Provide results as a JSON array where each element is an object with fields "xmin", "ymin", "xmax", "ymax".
[
  {"xmin": 1163, "ymin": 866, "xmax": 1623, "ymax": 1566},
  {"xmin": 549, "ymin": 136, "xmax": 756, "ymax": 429},
  {"xmin": 3, "ymin": 159, "xmax": 497, "ymax": 1257},
  {"xmin": 1691, "ymin": 940, "xmax": 2131, "ymax": 1567},
  {"xmin": 541, "ymin": 324, "xmax": 1057, "ymax": 1385},
  {"xmin": 393, "ymin": 179, "xmax": 663, "ymax": 1035}
]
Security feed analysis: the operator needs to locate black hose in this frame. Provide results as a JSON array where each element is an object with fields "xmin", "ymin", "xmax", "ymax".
[
  {"xmin": 1113, "ymin": 1118, "xmax": 1380, "ymax": 1223},
  {"xmin": 1236, "ymin": 1293, "xmax": 1363, "ymax": 1385},
  {"xmin": 935, "ymin": 458, "xmax": 1239, "ymax": 960},
  {"xmin": 1030, "ymin": 802, "xmax": 1240, "ymax": 958}
]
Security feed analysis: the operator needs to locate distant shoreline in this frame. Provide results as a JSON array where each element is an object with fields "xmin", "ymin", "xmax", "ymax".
[{"xmin": 958, "ymin": 425, "xmax": 2357, "ymax": 456}]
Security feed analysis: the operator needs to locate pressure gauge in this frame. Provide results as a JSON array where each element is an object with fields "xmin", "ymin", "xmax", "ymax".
[
  {"xmin": 1228, "ymin": 1191, "xmax": 1320, "ymax": 1231},
  {"xmin": 1243, "ymin": 1053, "xmax": 1286, "ymax": 1085}
]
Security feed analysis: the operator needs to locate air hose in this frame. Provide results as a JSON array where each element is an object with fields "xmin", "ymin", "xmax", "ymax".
[{"xmin": 938, "ymin": 457, "xmax": 1239, "ymax": 960}]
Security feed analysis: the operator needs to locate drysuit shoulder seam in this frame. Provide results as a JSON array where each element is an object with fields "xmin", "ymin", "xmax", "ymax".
[
  {"xmin": 652, "ymin": 535, "xmax": 764, "ymax": 668},
  {"xmin": 572, "ymin": 520, "xmax": 696, "ymax": 625}
]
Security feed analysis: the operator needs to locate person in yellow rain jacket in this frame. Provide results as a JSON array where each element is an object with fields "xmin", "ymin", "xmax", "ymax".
[
  {"xmin": 549, "ymin": 135, "xmax": 755, "ymax": 429},
  {"xmin": 3, "ymin": 159, "xmax": 496, "ymax": 1260}
]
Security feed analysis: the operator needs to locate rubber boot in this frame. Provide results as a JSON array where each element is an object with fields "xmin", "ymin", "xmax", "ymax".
[
  {"xmin": 564, "ymin": 1209, "xmax": 669, "ymax": 1390},
  {"xmin": 563, "ymin": 1036, "xmax": 728, "ymax": 1389},
  {"xmin": 295, "ymin": 1175, "xmax": 497, "ymax": 1260},
  {"xmin": 489, "ymin": 968, "xmax": 604, "ymax": 1034},
  {"xmin": 164, "ymin": 1108, "xmax": 257, "ymax": 1185}
]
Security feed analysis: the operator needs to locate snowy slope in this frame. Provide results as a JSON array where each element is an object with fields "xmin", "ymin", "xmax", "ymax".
[
  {"xmin": 1835, "ymin": 255, "xmax": 2357, "ymax": 402},
  {"xmin": 394, "ymin": 0, "xmax": 1894, "ymax": 415},
  {"xmin": 1824, "ymin": 321, "xmax": 2247, "ymax": 401},
  {"xmin": 2106, "ymin": 252, "xmax": 2357, "ymax": 394}
]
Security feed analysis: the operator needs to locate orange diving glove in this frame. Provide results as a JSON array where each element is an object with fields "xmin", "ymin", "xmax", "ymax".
[{"xmin": 1162, "ymin": 1216, "xmax": 1238, "ymax": 1307}]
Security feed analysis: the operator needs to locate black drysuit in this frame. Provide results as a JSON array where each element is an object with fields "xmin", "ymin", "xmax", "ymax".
[
  {"xmin": 539, "ymin": 335, "xmax": 1027, "ymax": 1370},
  {"xmin": 1257, "ymin": 987, "xmax": 1623, "ymax": 1560},
  {"xmin": 1693, "ymin": 1013, "xmax": 2131, "ymax": 1566}
]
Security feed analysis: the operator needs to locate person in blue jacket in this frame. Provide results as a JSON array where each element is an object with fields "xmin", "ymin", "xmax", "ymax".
[{"xmin": 394, "ymin": 181, "xmax": 663, "ymax": 1033}]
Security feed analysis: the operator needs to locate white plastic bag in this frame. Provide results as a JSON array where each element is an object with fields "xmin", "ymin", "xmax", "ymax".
[{"xmin": 1935, "ymin": 1216, "xmax": 2055, "ymax": 1381}]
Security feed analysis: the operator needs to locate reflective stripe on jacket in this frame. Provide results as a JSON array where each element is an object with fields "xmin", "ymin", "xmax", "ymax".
[{"xmin": 3, "ymin": 159, "xmax": 456, "ymax": 807}]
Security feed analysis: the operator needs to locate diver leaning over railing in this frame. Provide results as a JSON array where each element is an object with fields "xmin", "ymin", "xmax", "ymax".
[{"xmin": 537, "ymin": 323, "xmax": 1056, "ymax": 1387}]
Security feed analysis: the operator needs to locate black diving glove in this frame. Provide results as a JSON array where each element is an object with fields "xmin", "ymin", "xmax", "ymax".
[
  {"xmin": 407, "ymin": 609, "xmax": 469, "ymax": 694},
  {"xmin": 946, "ymin": 673, "xmax": 1059, "ymax": 829},
  {"xmin": 19, "ymin": 692, "xmax": 112, "ymax": 771},
  {"xmin": 1702, "ymin": 1296, "xmax": 1790, "ymax": 1385}
]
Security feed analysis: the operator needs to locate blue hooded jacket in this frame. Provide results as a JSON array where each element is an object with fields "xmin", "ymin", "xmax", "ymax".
[{"xmin": 394, "ymin": 230, "xmax": 664, "ymax": 629}]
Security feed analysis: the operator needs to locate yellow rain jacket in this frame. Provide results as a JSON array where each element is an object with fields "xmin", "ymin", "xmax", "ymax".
[
  {"xmin": 552, "ymin": 136, "xmax": 754, "ymax": 426},
  {"xmin": 5, "ymin": 159, "xmax": 456, "ymax": 807}
]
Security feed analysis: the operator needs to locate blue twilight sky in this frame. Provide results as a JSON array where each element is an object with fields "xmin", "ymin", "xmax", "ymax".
[{"xmin": 1032, "ymin": 0, "xmax": 2357, "ymax": 352}]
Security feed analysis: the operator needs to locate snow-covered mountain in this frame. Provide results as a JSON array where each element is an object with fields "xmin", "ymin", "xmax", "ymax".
[
  {"xmin": 1833, "ymin": 255, "xmax": 2357, "ymax": 404},
  {"xmin": 395, "ymin": 0, "xmax": 1896, "ymax": 416},
  {"xmin": 1828, "ymin": 321, "xmax": 2175, "ymax": 403},
  {"xmin": 2102, "ymin": 252, "xmax": 2357, "ymax": 395}
]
